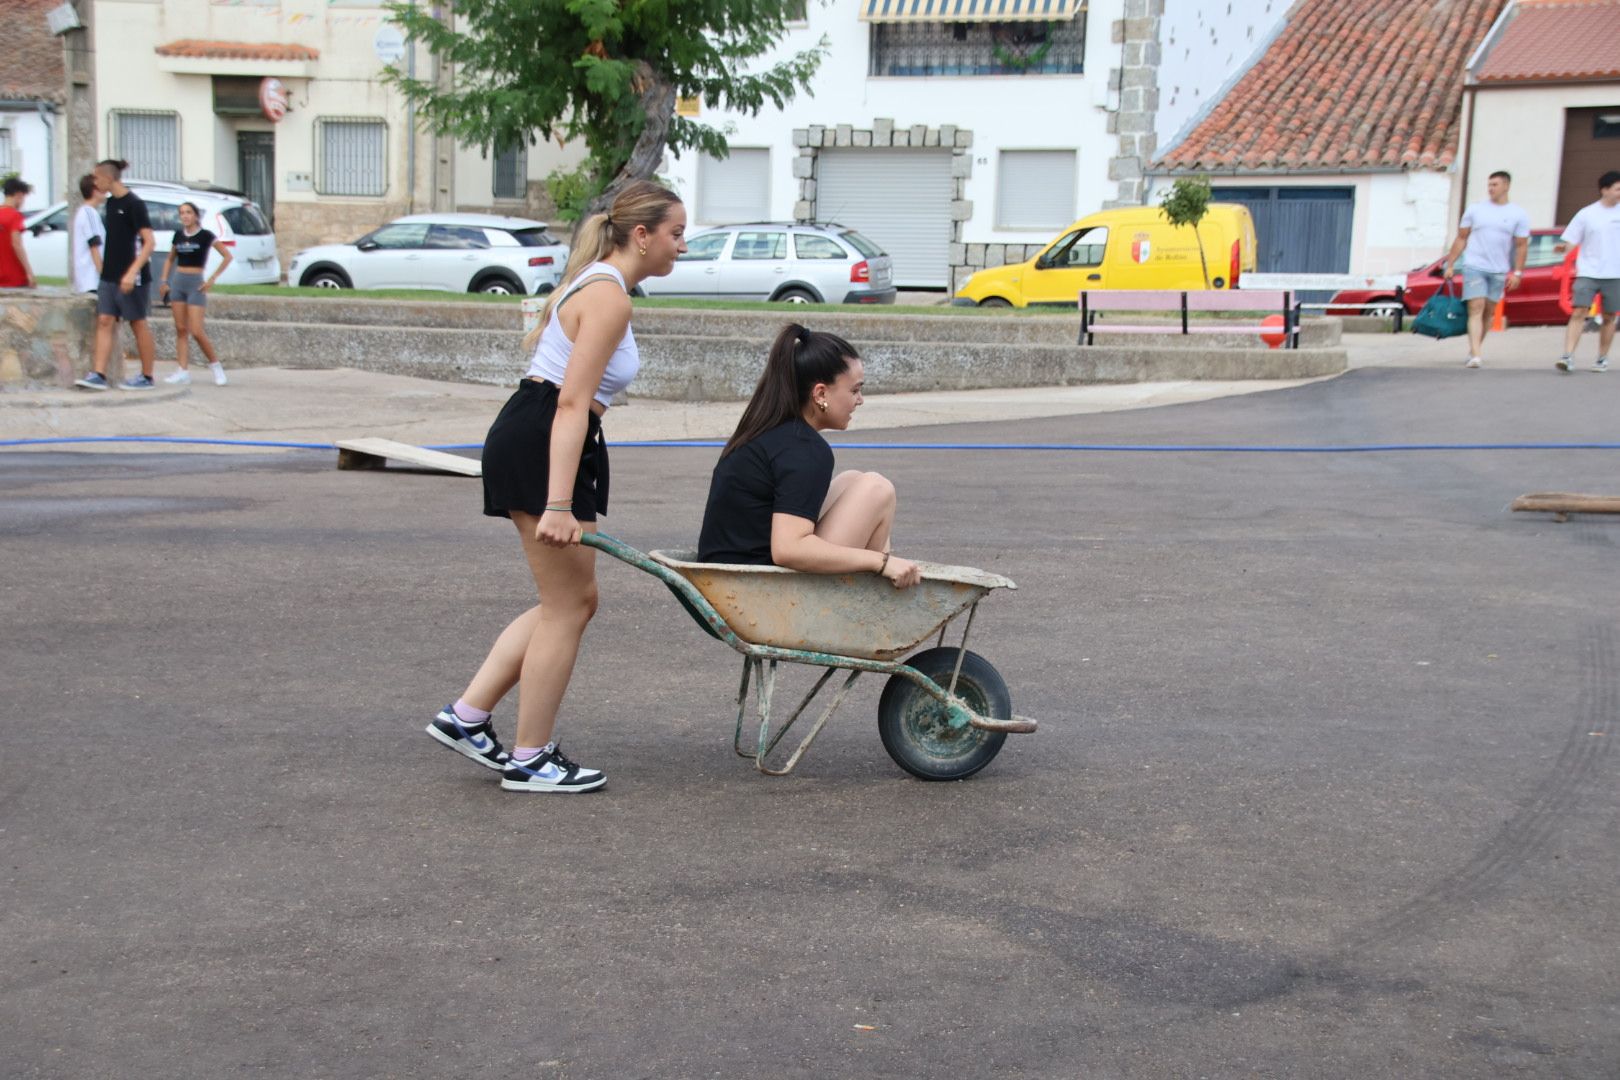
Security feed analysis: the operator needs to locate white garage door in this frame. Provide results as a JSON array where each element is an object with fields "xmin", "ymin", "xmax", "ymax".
[{"xmin": 816, "ymin": 148, "xmax": 953, "ymax": 288}]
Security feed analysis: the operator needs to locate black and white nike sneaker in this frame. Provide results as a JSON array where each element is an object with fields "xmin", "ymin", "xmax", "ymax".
[
  {"xmin": 426, "ymin": 706, "xmax": 510, "ymax": 771},
  {"xmin": 500, "ymin": 745, "xmax": 606, "ymax": 793}
]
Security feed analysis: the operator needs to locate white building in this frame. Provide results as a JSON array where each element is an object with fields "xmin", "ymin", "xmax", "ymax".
[
  {"xmin": 663, "ymin": 0, "xmax": 1294, "ymax": 292},
  {"xmin": 1, "ymin": 0, "xmax": 67, "ymax": 214},
  {"xmin": 90, "ymin": 0, "xmax": 583, "ymax": 267},
  {"xmin": 1462, "ymin": 0, "xmax": 1620, "ymax": 227},
  {"xmin": 1150, "ymin": 0, "xmax": 1509, "ymax": 277}
]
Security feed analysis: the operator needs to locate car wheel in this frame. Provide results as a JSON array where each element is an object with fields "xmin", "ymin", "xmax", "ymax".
[
  {"xmin": 775, "ymin": 287, "xmax": 818, "ymax": 305},
  {"xmin": 474, "ymin": 275, "xmax": 522, "ymax": 295},
  {"xmin": 305, "ymin": 269, "xmax": 350, "ymax": 289},
  {"xmin": 978, "ymin": 296, "xmax": 1013, "ymax": 309},
  {"xmin": 1367, "ymin": 297, "xmax": 1404, "ymax": 318}
]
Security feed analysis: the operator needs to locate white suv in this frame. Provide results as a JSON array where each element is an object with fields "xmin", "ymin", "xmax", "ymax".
[
  {"xmin": 287, "ymin": 213, "xmax": 569, "ymax": 295},
  {"xmin": 22, "ymin": 180, "xmax": 281, "ymax": 286}
]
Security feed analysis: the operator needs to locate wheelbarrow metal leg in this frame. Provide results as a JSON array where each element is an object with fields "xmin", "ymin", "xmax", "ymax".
[
  {"xmin": 733, "ymin": 657, "xmax": 759, "ymax": 759},
  {"xmin": 947, "ymin": 601, "xmax": 980, "ymax": 701},
  {"xmin": 756, "ymin": 668, "xmax": 863, "ymax": 776}
]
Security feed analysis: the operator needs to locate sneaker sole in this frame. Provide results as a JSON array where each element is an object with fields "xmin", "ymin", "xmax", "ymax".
[
  {"xmin": 425, "ymin": 722, "xmax": 505, "ymax": 771},
  {"xmin": 73, "ymin": 381, "xmax": 109, "ymax": 391},
  {"xmin": 1555, "ymin": 362, "xmax": 1572, "ymax": 373},
  {"xmin": 500, "ymin": 775, "xmax": 607, "ymax": 793}
]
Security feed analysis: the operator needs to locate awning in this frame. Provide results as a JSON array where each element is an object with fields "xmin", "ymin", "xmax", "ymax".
[
  {"xmin": 858, "ymin": 0, "xmax": 1084, "ymax": 23},
  {"xmin": 155, "ymin": 40, "xmax": 319, "ymax": 78}
]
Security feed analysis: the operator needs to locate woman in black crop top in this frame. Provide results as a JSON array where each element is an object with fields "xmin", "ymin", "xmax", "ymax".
[
  {"xmin": 158, "ymin": 201, "xmax": 233, "ymax": 386},
  {"xmin": 698, "ymin": 323, "xmax": 922, "ymax": 588}
]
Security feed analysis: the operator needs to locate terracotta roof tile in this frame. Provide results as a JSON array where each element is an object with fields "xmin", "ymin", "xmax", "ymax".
[
  {"xmin": 1475, "ymin": 0, "xmax": 1620, "ymax": 83},
  {"xmin": 1156, "ymin": 0, "xmax": 1507, "ymax": 173},
  {"xmin": 155, "ymin": 40, "xmax": 320, "ymax": 62},
  {"xmin": 0, "ymin": 0, "xmax": 66, "ymax": 103}
]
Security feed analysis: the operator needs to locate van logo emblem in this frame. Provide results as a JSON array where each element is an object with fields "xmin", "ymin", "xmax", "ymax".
[{"xmin": 1131, "ymin": 233, "xmax": 1151, "ymax": 264}]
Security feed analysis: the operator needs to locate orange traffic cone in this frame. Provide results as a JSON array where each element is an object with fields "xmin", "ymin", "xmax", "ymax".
[{"xmin": 1492, "ymin": 298, "xmax": 1507, "ymax": 332}]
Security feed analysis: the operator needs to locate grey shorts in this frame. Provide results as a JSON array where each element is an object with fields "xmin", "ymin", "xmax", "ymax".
[
  {"xmin": 1460, "ymin": 266, "xmax": 1506, "ymax": 303},
  {"xmin": 96, "ymin": 278, "xmax": 149, "ymax": 322},
  {"xmin": 168, "ymin": 273, "xmax": 208, "ymax": 308},
  {"xmin": 1571, "ymin": 277, "xmax": 1619, "ymax": 317}
]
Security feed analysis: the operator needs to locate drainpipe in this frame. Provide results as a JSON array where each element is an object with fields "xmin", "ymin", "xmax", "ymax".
[
  {"xmin": 405, "ymin": 1, "xmax": 416, "ymax": 213},
  {"xmin": 38, "ymin": 102, "xmax": 56, "ymax": 204}
]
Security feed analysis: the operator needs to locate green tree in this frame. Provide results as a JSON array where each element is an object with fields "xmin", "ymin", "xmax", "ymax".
[
  {"xmin": 1158, "ymin": 174, "xmax": 1213, "ymax": 288},
  {"xmin": 384, "ymin": 0, "xmax": 827, "ymax": 219}
]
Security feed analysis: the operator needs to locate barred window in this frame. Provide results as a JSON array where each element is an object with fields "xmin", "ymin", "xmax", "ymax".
[
  {"xmin": 0, "ymin": 129, "xmax": 12, "ymax": 173},
  {"xmin": 111, "ymin": 110, "xmax": 181, "ymax": 181},
  {"xmin": 871, "ymin": 18, "xmax": 1086, "ymax": 77},
  {"xmin": 493, "ymin": 143, "xmax": 527, "ymax": 200},
  {"xmin": 316, "ymin": 117, "xmax": 387, "ymax": 197}
]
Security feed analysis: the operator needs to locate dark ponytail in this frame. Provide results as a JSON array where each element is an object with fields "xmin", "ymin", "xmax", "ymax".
[{"xmin": 721, "ymin": 324, "xmax": 859, "ymax": 457}]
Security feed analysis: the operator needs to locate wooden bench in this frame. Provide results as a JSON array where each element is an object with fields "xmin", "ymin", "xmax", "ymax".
[{"xmin": 1079, "ymin": 289, "xmax": 1297, "ymax": 348}]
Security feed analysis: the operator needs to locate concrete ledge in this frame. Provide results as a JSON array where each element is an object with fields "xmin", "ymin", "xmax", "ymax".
[{"xmin": 147, "ymin": 317, "xmax": 1347, "ymax": 401}]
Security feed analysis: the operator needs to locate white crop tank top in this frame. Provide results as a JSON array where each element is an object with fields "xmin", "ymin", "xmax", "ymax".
[{"xmin": 524, "ymin": 262, "xmax": 640, "ymax": 408}]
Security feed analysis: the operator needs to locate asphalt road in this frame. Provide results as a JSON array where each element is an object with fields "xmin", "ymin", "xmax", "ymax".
[{"xmin": 4, "ymin": 365, "xmax": 1618, "ymax": 1078}]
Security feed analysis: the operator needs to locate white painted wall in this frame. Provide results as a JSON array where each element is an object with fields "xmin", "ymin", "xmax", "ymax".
[
  {"xmin": 662, "ymin": 0, "xmax": 1125, "ymax": 251},
  {"xmin": 1145, "ymin": 168, "xmax": 1458, "ymax": 275},
  {"xmin": 1467, "ymin": 84, "xmax": 1620, "ymax": 225},
  {"xmin": 0, "ymin": 109, "xmax": 56, "ymax": 212},
  {"xmin": 1155, "ymin": 0, "xmax": 1297, "ymax": 154}
]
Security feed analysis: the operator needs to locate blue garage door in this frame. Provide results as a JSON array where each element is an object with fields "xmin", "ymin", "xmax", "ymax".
[{"xmin": 1212, "ymin": 186, "xmax": 1354, "ymax": 303}]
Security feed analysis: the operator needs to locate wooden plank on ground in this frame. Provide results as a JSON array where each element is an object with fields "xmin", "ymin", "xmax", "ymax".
[
  {"xmin": 335, "ymin": 438, "xmax": 481, "ymax": 477},
  {"xmin": 1511, "ymin": 492, "xmax": 1620, "ymax": 521}
]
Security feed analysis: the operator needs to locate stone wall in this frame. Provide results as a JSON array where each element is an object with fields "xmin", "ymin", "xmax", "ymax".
[
  {"xmin": 1105, "ymin": 0, "xmax": 1164, "ymax": 209},
  {"xmin": 0, "ymin": 289, "xmax": 98, "ymax": 388}
]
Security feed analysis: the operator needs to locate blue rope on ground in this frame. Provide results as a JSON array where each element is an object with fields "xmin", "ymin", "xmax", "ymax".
[{"xmin": 4, "ymin": 435, "xmax": 1620, "ymax": 453}]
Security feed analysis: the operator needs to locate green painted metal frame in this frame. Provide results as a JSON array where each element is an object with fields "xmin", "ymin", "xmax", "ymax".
[{"xmin": 584, "ymin": 532, "xmax": 1037, "ymax": 775}]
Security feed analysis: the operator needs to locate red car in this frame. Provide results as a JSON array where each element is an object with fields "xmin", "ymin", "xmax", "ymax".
[{"xmin": 1328, "ymin": 229, "xmax": 1569, "ymax": 326}]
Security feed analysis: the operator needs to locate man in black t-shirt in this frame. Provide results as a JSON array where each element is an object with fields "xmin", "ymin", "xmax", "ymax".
[{"xmin": 73, "ymin": 159, "xmax": 159, "ymax": 391}]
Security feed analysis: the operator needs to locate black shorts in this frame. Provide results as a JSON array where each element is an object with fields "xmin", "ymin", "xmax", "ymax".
[{"xmin": 482, "ymin": 379, "xmax": 610, "ymax": 521}]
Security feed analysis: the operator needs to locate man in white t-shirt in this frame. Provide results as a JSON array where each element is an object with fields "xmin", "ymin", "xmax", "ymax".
[
  {"xmin": 1442, "ymin": 170, "xmax": 1531, "ymax": 369},
  {"xmin": 70, "ymin": 173, "xmax": 106, "ymax": 294},
  {"xmin": 1554, "ymin": 170, "xmax": 1620, "ymax": 374}
]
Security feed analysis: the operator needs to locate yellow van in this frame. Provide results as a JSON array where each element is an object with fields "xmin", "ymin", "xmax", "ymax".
[{"xmin": 953, "ymin": 204, "xmax": 1258, "ymax": 308}]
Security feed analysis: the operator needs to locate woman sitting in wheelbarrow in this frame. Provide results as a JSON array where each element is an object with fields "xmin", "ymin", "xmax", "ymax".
[{"xmin": 698, "ymin": 324, "xmax": 923, "ymax": 589}]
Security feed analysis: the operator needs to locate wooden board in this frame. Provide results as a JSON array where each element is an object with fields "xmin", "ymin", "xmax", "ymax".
[
  {"xmin": 1511, "ymin": 492, "xmax": 1620, "ymax": 520},
  {"xmin": 335, "ymin": 438, "xmax": 481, "ymax": 477}
]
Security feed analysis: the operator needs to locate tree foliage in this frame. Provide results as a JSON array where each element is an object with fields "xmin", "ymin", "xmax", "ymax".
[
  {"xmin": 1159, "ymin": 174, "xmax": 1213, "ymax": 288},
  {"xmin": 383, "ymin": 0, "xmax": 826, "ymax": 215}
]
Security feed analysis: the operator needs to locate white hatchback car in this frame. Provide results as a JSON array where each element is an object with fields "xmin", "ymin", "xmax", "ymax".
[
  {"xmin": 639, "ymin": 221, "xmax": 896, "ymax": 304},
  {"xmin": 287, "ymin": 213, "xmax": 568, "ymax": 295},
  {"xmin": 22, "ymin": 181, "xmax": 281, "ymax": 286}
]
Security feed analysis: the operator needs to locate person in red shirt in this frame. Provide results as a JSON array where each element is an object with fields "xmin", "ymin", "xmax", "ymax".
[{"xmin": 0, "ymin": 177, "xmax": 36, "ymax": 288}]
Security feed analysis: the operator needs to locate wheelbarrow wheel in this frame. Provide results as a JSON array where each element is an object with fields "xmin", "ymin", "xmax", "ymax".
[{"xmin": 878, "ymin": 647, "xmax": 1010, "ymax": 781}]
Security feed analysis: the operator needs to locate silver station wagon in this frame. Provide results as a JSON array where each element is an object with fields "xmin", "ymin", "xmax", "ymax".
[{"xmin": 640, "ymin": 221, "xmax": 896, "ymax": 304}]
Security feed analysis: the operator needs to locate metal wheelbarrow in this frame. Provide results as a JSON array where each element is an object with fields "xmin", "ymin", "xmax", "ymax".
[{"xmin": 583, "ymin": 533, "xmax": 1038, "ymax": 780}]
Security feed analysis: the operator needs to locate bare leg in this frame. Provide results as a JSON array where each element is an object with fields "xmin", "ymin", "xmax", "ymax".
[
  {"xmin": 815, "ymin": 470, "xmax": 897, "ymax": 553},
  {"xmin": 509, "ymin": 512, "xmax": 599, "ymax": 748},
  {"xmin": 171, "ymin": 302, "xmax": 191, "ymax": 370},
  {"xmin": 130, "ymin": 318, "xmax": 157, "ymax": 378},
  {"xmin": 1466, "ymin": 297, "xmax": 1488, "ymax": 358},
  {"xmin": 188, "ymin": 305, "xmax": 219, "ymax": 365},
  {"xmin": 92, "ymin": 314, "xmax": 116, "ymax": 375},
  {"xmin": 1562, "ymin": 312, "xmax": 1585, "ymax": 358},
  {"xmin": 459, "ymin": 604, "xmax": 542, "ymax": 712},
  {"xmin": 1598, "ymin": 314, "xmax": 1617, "ymax": 359}
]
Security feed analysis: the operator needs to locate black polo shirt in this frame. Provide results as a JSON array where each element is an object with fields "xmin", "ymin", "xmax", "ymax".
[{"xmin": 698, "ymin": 418, "xmax": 834, "ymax": 565}]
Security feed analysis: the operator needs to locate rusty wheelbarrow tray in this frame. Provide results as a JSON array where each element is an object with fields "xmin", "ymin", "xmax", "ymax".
[{"xmin": 584, "ymin": 532, "xmax": 1038, "ymax": 780}]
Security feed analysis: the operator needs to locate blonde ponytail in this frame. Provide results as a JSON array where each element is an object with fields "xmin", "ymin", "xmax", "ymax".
[{"xmin": 521, "ymin": 180, "xmax": 683, "ymax": 353}]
